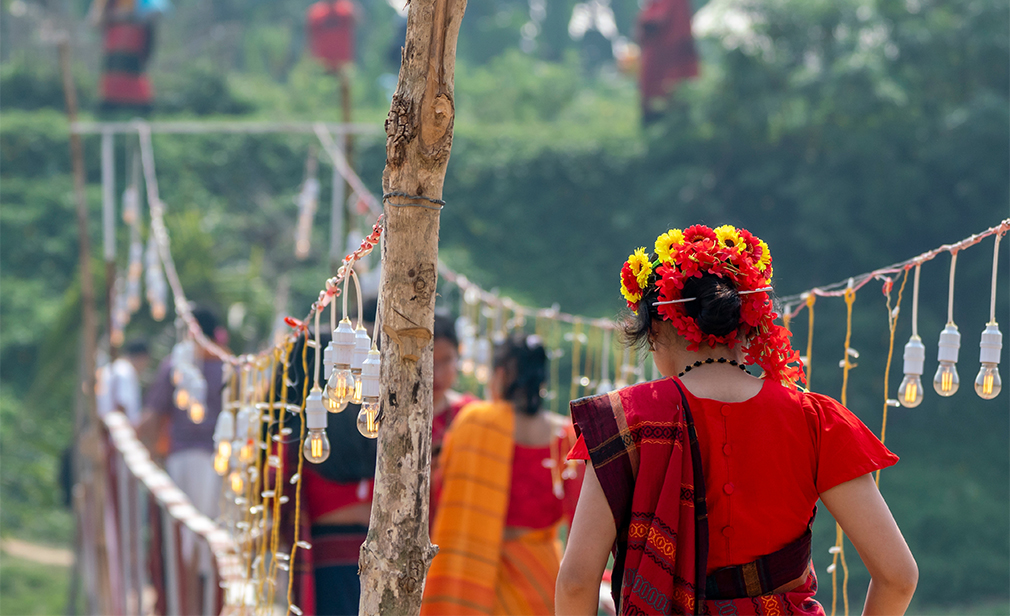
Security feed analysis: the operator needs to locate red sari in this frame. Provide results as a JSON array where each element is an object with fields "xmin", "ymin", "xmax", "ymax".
[{"xmin": 570, "ymin": 377, "xmax": 896, "ymax": 615}]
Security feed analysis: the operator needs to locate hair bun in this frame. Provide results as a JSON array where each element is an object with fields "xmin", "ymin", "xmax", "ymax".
[{"xmin": 682, "ymin": 275, "xmax": 741, "ymax": 338}]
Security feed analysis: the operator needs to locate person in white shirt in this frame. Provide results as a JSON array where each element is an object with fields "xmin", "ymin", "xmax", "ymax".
[{"xmin": 97, "ymin": 339, "xmax": 150, "ymax": 426}]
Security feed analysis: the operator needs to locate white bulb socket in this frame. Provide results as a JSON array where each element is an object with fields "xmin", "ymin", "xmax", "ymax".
[
  {"xmin": 352, "ymin": 327, "xmax": 371, "ymax": 371},
  {"xmin": 902, "ymin": 335, "xmax": 925, "ymax": 376},
  {"xmin": 323, "ymin": 343, "xmax": 334, "ymax": 379},
  {"xmin": 936, "ymin": 323, "xmax": 961, "ymax": 363},
  {"xmin": 980, "ymin": 323, "xmax": 1003, "ymax": 364},
  {"xmin": 235, "ymin": 406, "xmax": 253, "ymax": 440},
  {"xmin": 213, "ymin": 411, "xmax": 235, "ymax": 443},
  {"xmin": 333, "ymin": 319, "xmax": 356, "ymax": 367},
  {"xmin": 305, "ymin": 389, "xmax": 327, "ymax": 430},
  {"xmin": 360, "ymin": 349, "xmax": 381, "ymax": 399}
]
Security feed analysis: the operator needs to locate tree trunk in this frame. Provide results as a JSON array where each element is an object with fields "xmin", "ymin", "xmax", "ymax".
[{"xmin": 358, "ymin": 0, "xmax": 467, "ymax": 613}]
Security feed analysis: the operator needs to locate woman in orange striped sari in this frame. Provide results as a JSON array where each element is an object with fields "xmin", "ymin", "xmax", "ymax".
[{"xmin": 421, "ymin": 333, "xmax": 583, "ymax": 616}]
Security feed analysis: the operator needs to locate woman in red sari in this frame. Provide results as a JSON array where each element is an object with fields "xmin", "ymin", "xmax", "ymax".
[
  {"xmin": 557, "ymin": 225, "xmax": 917, "ymax": 615},
  {"xmin": 422, "ymin": 333, "xmax": 582, "ymax": 615}
]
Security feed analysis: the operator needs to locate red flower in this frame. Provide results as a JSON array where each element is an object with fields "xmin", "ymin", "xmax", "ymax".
[{"xmin": 683, "ymin": 225, "xmax": 718, "ymax": 244}]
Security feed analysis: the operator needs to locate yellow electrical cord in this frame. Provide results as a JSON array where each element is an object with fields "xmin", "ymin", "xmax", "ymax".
[
  {"xmin": 256, "ymin": 352, "xmax": 280, "ymax": 608},
  {"xmin": 805, "ymin": 293, "xmax": 816, "ymax": 389},
  {"xmin": 831, "ymin": 287, "xmax": 857, "ymax": 616},
  {"xmin": 266, "ymin": 342, "xmax": 293, "ymax": 609},
  {"xmin": 877, "ymin": 270, "xmax": 908, "ymax": 487},
  {"xmin": 286, "ymin": 337, "xmax": 312, "ymax": 614}
]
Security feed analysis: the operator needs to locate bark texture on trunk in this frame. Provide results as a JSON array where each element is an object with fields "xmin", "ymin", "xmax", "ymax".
[{"xmin": 358, "ymin": 0, "xmax": 467, "ymax": 614}]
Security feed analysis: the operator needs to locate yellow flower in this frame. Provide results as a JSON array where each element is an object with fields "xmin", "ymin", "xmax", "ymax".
[
  {"xmin": 714, "ymin": 225, "xmax": 744, "ymax": 253},
  {"xmin": 654, "ymin": 229, "xmax": 685, "ymax": 264},
  {"xmin": 755, "ymin": 239, "xmax": 772, "ymax": 272},
  {"xmin": 628, "ymin": 247, "xmax": 653, "ymax": 290},
  {"xmin": 621, "ymin": 283, "xmax": 642, "ymax": 305}
]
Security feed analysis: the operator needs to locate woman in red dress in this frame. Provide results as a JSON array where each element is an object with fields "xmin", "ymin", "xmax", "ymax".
[{"xmin": 556, "ymin": 225, "xmax": 917, "ymax": 615}]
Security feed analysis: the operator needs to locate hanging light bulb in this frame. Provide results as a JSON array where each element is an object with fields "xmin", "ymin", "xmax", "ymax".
[
  {"xmin": 356, "ymin": 348, "xmax": 382, "ymax": 438},
  {"xmin": 975, "ymin": 323, "xmax": 1002, "ymax": 399},
  {"xmin": 303, "ymin": 387, "xmax": 331, "ymax": 463},
  {"xmin": 898, "ymin": 335, "xmax": 925, "ymax": 408},
  {"xmin": 898, "ymin": 263, "xmax": 925, "ymax": 408},
  {"xmin": 325, "ymin": 318, "xmax": 356, "ymax": 412},
  {"xmin": 212, "ymin": 409, "xmax": 234, "ymax": 475},
  {"xmin": 171, "ymin": 340, "xmax": 194, "ymax": 385},
  {"xmin": 187, "ymin": 375, "xmax": 207, "ymax": 423},
  {"xmin": 975, "ymin": 235, "xmax": 1004, "ymax": 399},
  {"xmin": 234, "ymin": 405, "xmax": 254, "ymax": 462},
  {"xmin": 350, "ymin": 325, "xmax": 371, "ymax": 405},
  {"xmin": 932, "ymin": 323, "xmax": 961, "ymax": 396},
  {"xmin": 932, "ymin": 252, "xmax": 961, "ymax": 396}
]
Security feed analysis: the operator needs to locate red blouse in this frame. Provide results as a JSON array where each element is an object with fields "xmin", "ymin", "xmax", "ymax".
[
  {"xmin": 505, "ymin": 444, "xmax": 563, "ymax": 528},
  {"xmin": 569, "ymin": 378, "xmax": 897, "ymax": 571}
]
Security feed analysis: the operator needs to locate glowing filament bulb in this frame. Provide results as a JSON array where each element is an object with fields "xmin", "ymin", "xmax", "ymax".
[
  {"xmin": 932, "ymin": 323, "xmax": 961, "ymax": 396},
  {"xmin": 325, "ymin": 367, "xmax": 353, "ymax": 412},
  {"xmin": 229, "ymin": 470, "xmax": 244, "ymax": 494},
  {"xmin": 975, "ymin": 364, "xmax": 1001, "ymax": 399},
  {"xmin": 357, "ymin": 401, "xmax": 381, "ymax": 439},
  {"xmin": 213, "ymin": 441, "xmax": 231, "ymax": 476},
  {"xmin": 351, "ymin": 373, "xmax": 364, "ymax": 405},
  {"xmin": 303, "ymin": 429, "xmax": 331, "ymax": 463},
  {"xmin": 975, "ymin": 323, "xmax": 1002, "ymax": 400},
  {"xmin": 239, "ymin": 440, "xmax": 255, "ymax": 464},
  {"xmin": 933, "ymin": 364, "xmax": 958, "ymax": 395},
  {"xmin": 174, "ymin": 387, "xmax": 190, "ymax": 410},
  {"xmin": 898, "ymin": 375, "xmax": 923, "ymax": 408},
  {"xmin": 188, "ymin": 401, "xmax": 205, "ymax": 424}
]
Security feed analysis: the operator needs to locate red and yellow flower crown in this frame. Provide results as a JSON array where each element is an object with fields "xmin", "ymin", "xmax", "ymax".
[{"xmin": 620, "ymin": 224, "xmax": 805, "ymax": 388}]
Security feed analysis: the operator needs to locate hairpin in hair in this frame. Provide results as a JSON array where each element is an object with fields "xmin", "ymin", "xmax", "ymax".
[{"xmin": 652, "ymin": 286, "xmax": 774, "ymax": 307}]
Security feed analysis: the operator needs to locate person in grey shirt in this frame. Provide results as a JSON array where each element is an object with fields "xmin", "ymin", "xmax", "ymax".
[{"xmin": 141, "ymin": 306, "xmax": 225, "ymax": 615}]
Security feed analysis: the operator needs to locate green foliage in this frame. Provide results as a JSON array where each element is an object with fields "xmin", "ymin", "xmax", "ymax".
[
  {"xmin": 155, "ymin": 62, "xmax": 255, "ymax": 116},
  {"xmin": 0, "ymin": 555, "xmax": 74, "ymax": 616},
  {"xmin": 455, "ymin": 51, "xmax": 584, "ymax": 123},
  {"xmin": 0, "ymin": 56, "xmax": 94, "ymax": 111}
]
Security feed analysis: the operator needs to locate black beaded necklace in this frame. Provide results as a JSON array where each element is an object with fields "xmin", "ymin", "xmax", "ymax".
[{"xmin": 677, "ymin": 357, "xmax": 748, "ymax": 377}]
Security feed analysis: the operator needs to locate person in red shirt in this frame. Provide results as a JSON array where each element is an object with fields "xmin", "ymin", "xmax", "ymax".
[{"xmin": 557, "ymin": 224, "xmax": 917, "ymax": 615}]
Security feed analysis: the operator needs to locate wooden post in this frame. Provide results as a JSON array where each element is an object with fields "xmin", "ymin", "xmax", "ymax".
[
  {"xmin": 358, "ymin": 0, "xmax": 467, "ymax": 613},
  {"xmin": 59, "ymin": 38, "xmax": 107, "ymax": 614}
]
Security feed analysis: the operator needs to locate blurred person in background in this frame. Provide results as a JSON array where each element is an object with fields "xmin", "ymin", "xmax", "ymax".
[
  {"xmin": 140, "ymin": 305, "xmax": 226, "ymax": 615},
  {"xmin": 422, "ymin": 333, "xmax": 583, "ymax": 616},
  {"xmin": 284, "ymin": 308, "xmax": 376, "ymax": 616},
  {"xmin": 429, "ymin": 312, "xmax": 478, "ymax": 526},
  {"xmin": 97, "ymin": 338, "xmax": 150, "ymax": 426}
]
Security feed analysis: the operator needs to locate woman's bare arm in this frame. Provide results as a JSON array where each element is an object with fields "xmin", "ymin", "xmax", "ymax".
[
  {"xmin": 820, "ymin": 474, "xmax": 918, "ymax": 616},
  {"xmin": 556, "ymin": 463, "xmax": 616, "ymax": 615}
]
